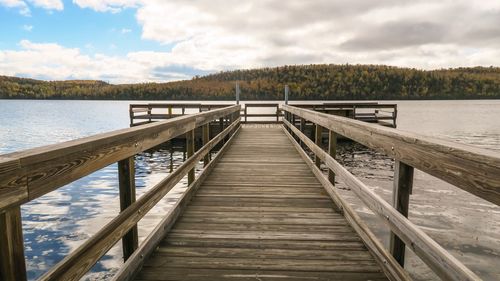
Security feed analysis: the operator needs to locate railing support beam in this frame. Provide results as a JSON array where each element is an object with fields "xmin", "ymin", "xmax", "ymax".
[
  {"xmin": 0, "ymin": 206, "xmax": 27, "ymax": 281},
  {"xmin": 299, "ymin": 118, "xmax": 305, "ymax": 148},
  {"xmin": 219, "ymin": 117, "xmax": 224, "ymax": 145},
  {"xmin": 118, "ymin": 157, "xmax": 138, "ymax": 261},
  {"xmin": 328, "ymin": 130, "xmax": 337, "ymax": 185},
  {"xmin": 203, "ymin": 124, "xmax": 210, "ymax": 166},
  {"xmin": 315, "ymin": 124, "xmax": 323, "ymax": 168},
  {"xmin": 390, "ymin": 160, "xmax": 414, "ymax": 266},
  {"xmin": 186, "ymin": 129, "xmax": 195, "ymax": 185}
]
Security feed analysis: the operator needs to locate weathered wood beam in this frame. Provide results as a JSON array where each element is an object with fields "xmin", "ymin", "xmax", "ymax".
[
  {"xmin": 389, "ymin": 160, "xmax": 414, "ymax": 266},
  {"xmin": 315, "ymin": 124, "xmax": 323, "ymax": 168},
  {"xmin": 0, "ymin": 206, "xmax": 27, "ymax": 281},
  {"xmin": 118, "ymin": 157, "xmax": 138, "ymax": 261},
  {"xmin": 202, "ymin": 124, "xmax": 210, "ymax": 166},
  {"xmin": 186, "ymin": 129, "xmax": 195, "ymax": 185},
  {"xmin": 328, "ymin": 130, "xmax": 337, "ymax": 185}
]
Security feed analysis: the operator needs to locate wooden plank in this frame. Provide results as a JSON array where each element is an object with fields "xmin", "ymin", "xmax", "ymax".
[
  {"xmin": 135, "ymin": 268, "xmax": 387, "ymax": 281},
  {"xmin": 156, "ymin": 246, "xmax": 373, "ymax": 260},
  {"xmin": 283, "ymin": 105, "xmax": 500, "ymax": 206},
  {"xmin": 166, "ymin": 231, "xmax": 362, "ymax": 241},
  {"xmin": 118, "ymin": 157, "xmax": 139, "ymax": 261},
  {"xmin": 163, "ymin": 237, "xmax": 366, "ymax": 251},
  {"xmin": 283, "ymin": 119, "xmax": 480, "ymax": 281},
  {"xmin": 0, "ymin": 105, "xmax": 240, "ymax": 213},
  {"xmin": 143, "ymin": 256, "xmax": 381, "ymax": 272},
  {"xmin": 389, "ymin": 161, "xmax": 414, "ymax": 267},
  {"xmin": 171, "ymin": 222, "xmax": 351, "ymax": 232},
  {"xmin": 0, "ymin": 206, "xmax": 27, "ymax": 281}
]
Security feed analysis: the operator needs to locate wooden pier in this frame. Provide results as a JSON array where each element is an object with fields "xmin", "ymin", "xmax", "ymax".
[
  {"xmin": 129, "ymin": 102, "xmax": 397, "ymax": 128},
  {"xmin": 0, "ymin": 104, "xmax": 499, "ymax": 281}
]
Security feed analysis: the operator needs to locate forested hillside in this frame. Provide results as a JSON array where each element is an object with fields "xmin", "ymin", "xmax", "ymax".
[{"xmin": 2, "ymin": 64, "xmax": 500, "ymax": 100}]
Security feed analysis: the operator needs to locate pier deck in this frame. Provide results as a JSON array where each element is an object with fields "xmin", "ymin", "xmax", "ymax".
[{"xmin": 134, "ymin": 126, "xmax": 388, "ymax": 281}]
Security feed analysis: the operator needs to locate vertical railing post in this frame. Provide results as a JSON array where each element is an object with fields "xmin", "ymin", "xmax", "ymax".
[
  {"xmin": 393, "ymin": 104, "xmax": 398, "ymax": 128},
  {"xmin": 328, "ymin": 130, "xmax": 337, "ymax": 185},
  {"xmin": 147, "ymin": 106, "xmax": 152, "ymax": 123},
  {"xmin": 118, "ymin": 157, "xmax": 138, "ymax": 261},
  {"xmin": 0, "ymin": 206, "xmax": 27, "ymax": 281},
  {"xmin": 315, "ymin": 124, "xmax": 323, "ymax": 168},
  {"xmin": 186, "ymin": 129, "xmax": 195, "ymax": 185},
  {"xmin": 389, "ymin": 160, "xmax": 414, "ymax": 266},
  {"xmin": 129, "ymin": 105, "xmax": 134, "ymax": 127},
  {"xmin": 169, "ymin": 143, "xmax": 174, "ymax": 173},
  {"xmin": 300, "ymin": 117, "xmax": 305, "ymax": 147},
  {"xmin": 203, "ymin": 123, "xmax": 210, "ymax": 166},
  {"xmin": 168, "ymin": 105, "xmax": 172, "ymax": 118},
  {"xmin": 284, "ymin": 85, "xmax": 289, "ymax": 105},
  {"xmin": 219, "ymin": 117, "xmax": 225, "ymax": 144},
  {"xmin": 244, "ymin": 106, "xmax": 247, "ymax": 123},
  {"xmin": 276, "ymin": 105, "xmax": 280, "ymax": 122},
  {"xmin": 236, "ymin": 82, "xmax": 240, "ymax": 105}
]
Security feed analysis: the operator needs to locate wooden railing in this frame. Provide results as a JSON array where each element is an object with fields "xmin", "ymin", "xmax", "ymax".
[
  {"xmin": 130, "ymin": 102, "xmax": 396, "ymax": 127},
  {"xmin": 293, "ymin": 102, "xmax": 397, "ymax": 127},
  {"xmin": 129, "ymin": 103, "xmax": 228, "ymax": 126},
  {"xmin": 0, "ymin": 105, "xmax": 241, "ymax": 281},
  {"xmin": 130, "ymin": 102, "xmax": 282, "ymax": 125},
  {"xmin": 282, "ymin": 105, "xmax": 500, "ymax": 281},
  {"xmin": 243, "ymin": 103, "xmax": 282, "ymax": 123}
]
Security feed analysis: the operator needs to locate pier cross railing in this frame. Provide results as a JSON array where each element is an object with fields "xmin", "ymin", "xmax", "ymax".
[
  {"xmin": 282, "ymin": 105, "xmax": 500, "ymax": 281},
  {"xmin": 0, "ymin": 105, "xmax": 241, "ymax": 281}
]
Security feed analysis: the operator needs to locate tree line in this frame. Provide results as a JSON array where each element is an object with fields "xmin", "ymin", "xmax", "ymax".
[{"xmin": 1, "ymin": 64, "xmax": 500, "ymax": 100}]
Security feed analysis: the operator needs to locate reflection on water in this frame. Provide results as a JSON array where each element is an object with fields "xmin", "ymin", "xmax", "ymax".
[{"xmin": 0, "ymin": 100, "xmax": 499, "ymax": 280}]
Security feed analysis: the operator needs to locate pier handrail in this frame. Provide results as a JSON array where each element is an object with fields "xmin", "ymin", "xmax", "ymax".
[
  {"xmin": 130, "ymin": 102, "xmax": 283, "ymax": 125},
  {"xmin": 0, "ymin": 105, "xmax": 241, "ymax": 281},
  {"xmin": 282, "ymin": 105, "xmax": 499, "ymax": 281}
]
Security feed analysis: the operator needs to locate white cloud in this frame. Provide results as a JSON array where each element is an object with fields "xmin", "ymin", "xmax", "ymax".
[
  {"xmin": 28, "ymin": 0, "xmax": 63, "ymax": 10},
  {"xmin": 121, "ymin": 28, "xmax": 131, "ymax": 34},
  {"xmin": 72, "ymin": 0, "xmax": 139, "ymax": 13},
  {"xmin": 0, "ymin": 0, "xmax": 31, "ymax": 16},
  {"xmin": 0, "ymin": 40, "xmax": 192, "ymax": 83},
  {"xmin": 22, "ymin": 24, "xmax": 33, "ymax": 31},
  {"xmin": 128, "ymin": 0, "xmax": 500, "ymax": 72},
  {"xmin": 4, "ymin": 1, "xmax": 500, "ymax": 83}
]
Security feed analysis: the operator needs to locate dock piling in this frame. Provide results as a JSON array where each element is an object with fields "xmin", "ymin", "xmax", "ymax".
[
  {"xmin": 389, "ymin": 161, "xmax": 414, "ymax": 266},
  {"xmin": 118, "ymin": 157, "xmax": 139, "ymax": 261}
]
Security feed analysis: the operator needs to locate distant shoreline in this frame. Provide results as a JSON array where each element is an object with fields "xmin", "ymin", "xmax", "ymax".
[{"xmin": 2, "ymin": 64, "xmax": 500, "ymax": 100}]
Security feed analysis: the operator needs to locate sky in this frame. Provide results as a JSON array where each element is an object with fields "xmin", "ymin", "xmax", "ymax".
[{"xmin": 1, "ymin": 0, "xmax": 500, "ymax": 83}]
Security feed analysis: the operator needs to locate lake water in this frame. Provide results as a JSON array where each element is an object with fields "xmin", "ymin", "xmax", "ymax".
[{"xmin": 0, "ymin": 100, "xmax": 499, "ymax": 280}]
